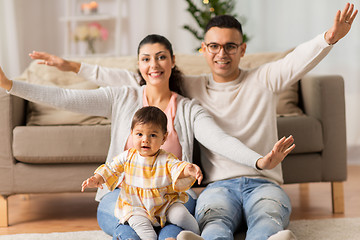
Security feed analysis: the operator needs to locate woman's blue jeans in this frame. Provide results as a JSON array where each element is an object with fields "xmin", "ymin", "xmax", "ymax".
[
  {"xmin": 97, "ymin": 188, "xmax": 196, "ymax": 240},
  {"xmin": 195, "ymin": 177, "xmax": 291, "ymax": 240}
]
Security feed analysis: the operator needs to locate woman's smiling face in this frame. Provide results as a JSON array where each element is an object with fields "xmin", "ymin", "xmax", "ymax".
[{"xmin": 138, "ymin": 43, "xmax": 175, "ymax": 89}]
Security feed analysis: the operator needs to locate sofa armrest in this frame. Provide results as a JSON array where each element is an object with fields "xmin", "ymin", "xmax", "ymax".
[
  {"xmin": 0, "ymin": 90, "xmax": 26, "ymax": 195},
  {"xmin": 300, "ymin": 75, "xmax": 347, "ymax": 182}
]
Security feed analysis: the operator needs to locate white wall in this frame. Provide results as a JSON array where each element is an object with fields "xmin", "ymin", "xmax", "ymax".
[
  {"xmin": 117, "ymin": 0, "xmax": 199, "ymax": 56},
  {"xmin": 12, "ymin": 0, "xmax": 65, "ymax": 75},
  {"xmin": 3, "ymin": 0, "xmax": 360, "ymax": 162},
  {"xmin": 9, "ymin": 0, "xmax": 198, "ymax": 75}
]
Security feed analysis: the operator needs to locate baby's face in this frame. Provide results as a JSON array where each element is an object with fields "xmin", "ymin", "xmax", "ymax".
[{"xmin": 131, "ymin": 123, "xmax": 167, "ymax": 157}]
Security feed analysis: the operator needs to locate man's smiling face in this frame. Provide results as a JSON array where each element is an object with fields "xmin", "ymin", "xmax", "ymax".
[{"xmin": 202, "ymin": 27, "xmax": 246, "ymax": 83}]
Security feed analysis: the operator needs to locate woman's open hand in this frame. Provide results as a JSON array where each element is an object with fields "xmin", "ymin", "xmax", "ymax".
[
  {"xmin": 0, "ymin": 66, "xmax": 13, "ymax": 91},
  {"xmin": 29, "ymin": 51, "xmax": 81, "ymax": 73}
]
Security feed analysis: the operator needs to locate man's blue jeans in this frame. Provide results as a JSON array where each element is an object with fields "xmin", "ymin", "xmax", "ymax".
[
  {"xmin": 195, "ymin": 177, "xmax": 291, "ymax": 240},
  {"xmin": 97, "ymin": 188, "xmax": 196, "ymax": 240}
]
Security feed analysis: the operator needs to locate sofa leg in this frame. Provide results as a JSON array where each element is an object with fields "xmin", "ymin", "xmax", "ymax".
[
  {"xmin": 0, "ymin": 195, "xmax": 8, "ymax": 227},
  {"xmin": 331, "ymin": 181, "xmax": 344, "ymax": 214}
]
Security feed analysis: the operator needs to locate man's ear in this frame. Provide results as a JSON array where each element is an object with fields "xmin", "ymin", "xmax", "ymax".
[
  {"xmin": 201, "ymin": 42, "xmax": 206, "ymax": 54},
  {"xmin": 240, "ymin": 42, "xmax": 247, "ymax": 57}
]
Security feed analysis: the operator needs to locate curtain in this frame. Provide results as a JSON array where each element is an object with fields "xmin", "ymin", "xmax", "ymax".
[{"xmin": 0, "ymin": 0, "xmax": 20, "ymax": 79}]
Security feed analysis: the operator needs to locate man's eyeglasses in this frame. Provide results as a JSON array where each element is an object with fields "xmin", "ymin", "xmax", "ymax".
[{"xmin": 205, "ymin": 42, "xmax": 242, "ymax": 55}]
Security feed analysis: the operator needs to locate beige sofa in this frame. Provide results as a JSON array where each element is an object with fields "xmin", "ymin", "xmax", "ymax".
[{"xmin": 0, "ymin": 52, "xmax": 347, "ymax": 228}]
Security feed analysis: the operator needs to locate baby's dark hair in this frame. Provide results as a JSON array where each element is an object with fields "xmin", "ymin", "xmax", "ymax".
[
  {"xmin": 131, "ymin": 106, "xmax": 168, "ymax": 134},
  {"xmin": 205, "ymin": 15, "xmax": 243, "ymax": 40}
]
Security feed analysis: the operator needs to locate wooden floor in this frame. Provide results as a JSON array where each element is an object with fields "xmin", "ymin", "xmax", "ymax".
[{"xmin": 0, "ymin": 165, "xmax": 359, "ymax": 235}]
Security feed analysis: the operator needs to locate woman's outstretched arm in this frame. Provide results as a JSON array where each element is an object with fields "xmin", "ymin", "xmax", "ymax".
[
  {"xmin": 29, "ymin": 51, "xmax": 81, "ymax": 73},
  {"xmin": 29, "ymin": 51, "xmax": 140, "ymax": 88},
  {"xmin": 1, "ymin": 65, "xmax": 113, "ymax": 118}
]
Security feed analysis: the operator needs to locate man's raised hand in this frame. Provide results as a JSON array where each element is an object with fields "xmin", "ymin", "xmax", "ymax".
[
  {"xmin": 325, "ymin": 3, "xmax": 358, "ymax": 45},
  {"xmin": 256, "ymin": 136, "xmax": 295, "ymax": 170}
]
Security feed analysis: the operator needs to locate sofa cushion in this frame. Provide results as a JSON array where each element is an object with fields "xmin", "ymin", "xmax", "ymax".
[
  {"xmin": 12, "ymin": 116, "xmax": 321, "ymax": 164},
  {"xmin": 27, "ymin": 102, "xmax": 111, "ymax": 126},
  {"xmin": 18, "ymin": 50, "xmax": 302, "ymax": 126},
  {"xmin": 19, "ymin": 56, "xmax": 140, "ymax": 126},
  {"xmin": 12, "ymin": 125, "xmax": 110, "ymax": 164},
  {"xmin": 277, "ymin": 115, "xmax": 323, "ymax": 154},
  {"xmin": 24, "ymin": 65, "xmax": 111, "ymax": 126}
]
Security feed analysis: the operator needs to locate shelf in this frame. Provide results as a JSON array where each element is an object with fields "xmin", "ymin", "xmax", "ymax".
[
  {"xmin": 60, "ymin": 14, "xmax": 116, "ymax": 22},
  {"xmin": 61, "ymin": 0, "xmax": 122, "ymax": 57}
]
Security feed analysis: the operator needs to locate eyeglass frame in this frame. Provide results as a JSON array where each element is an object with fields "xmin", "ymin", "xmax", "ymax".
[{"xmin": 204, "ymin": 42, "xmax": 243, "ymax": 55}]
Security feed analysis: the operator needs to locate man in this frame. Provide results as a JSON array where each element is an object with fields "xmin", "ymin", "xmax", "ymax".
[{"xmin": 177, "ymin": 3, "xmax": 357, "ymax": 240}]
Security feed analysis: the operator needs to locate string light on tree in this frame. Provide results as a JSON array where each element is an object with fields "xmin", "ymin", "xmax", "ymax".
[{"xmin": 183, "ymin": 0, "xmax": 248, "ymax": 52}]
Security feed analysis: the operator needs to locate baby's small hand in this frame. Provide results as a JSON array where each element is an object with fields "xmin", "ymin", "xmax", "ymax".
[
  {"xmin": 81, "ymin": 175, "xmax": 103, "ymax": 192},
  {"xmin": 186, "ymin": 164, "xmax": 203, "ymax": 185}
]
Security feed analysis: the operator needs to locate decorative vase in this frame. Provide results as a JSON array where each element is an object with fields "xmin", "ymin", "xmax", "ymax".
[
  {"xmin": 77, "ymin": 41, "xmax": 88, "ymax": 55},
  {"xmin": 77, "ymin": 40, "xmax": 96, "ymax": 55},
  {"xmin": 87, "ymin": 38, "xmax": 96, "ymax": 54}
]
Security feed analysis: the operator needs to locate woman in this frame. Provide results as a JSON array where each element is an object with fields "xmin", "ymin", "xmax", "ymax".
[{"xmin": 0, "ymin": 34, "xmax": 294, "ymax": 240}]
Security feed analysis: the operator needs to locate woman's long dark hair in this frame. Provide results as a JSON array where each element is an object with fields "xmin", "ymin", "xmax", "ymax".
[{"xmin": 137, "ymin": 34, "xmax": 184, "ymax": 95}]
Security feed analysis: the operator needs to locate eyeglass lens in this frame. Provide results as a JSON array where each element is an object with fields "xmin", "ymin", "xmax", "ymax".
[{"xmin": 207, "ymin": 43, "xmax": 239, "ymax": 54}]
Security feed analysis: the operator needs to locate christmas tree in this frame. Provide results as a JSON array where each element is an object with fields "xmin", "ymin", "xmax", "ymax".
[{"xmin": 183, "ymin": 0, "xmax": 248, "ymax": 51}]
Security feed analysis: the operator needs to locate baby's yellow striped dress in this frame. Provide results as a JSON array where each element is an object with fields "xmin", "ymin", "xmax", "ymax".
[{"xmin": 95, "ymin": 148, "xmax": 195, "ymax": 227}]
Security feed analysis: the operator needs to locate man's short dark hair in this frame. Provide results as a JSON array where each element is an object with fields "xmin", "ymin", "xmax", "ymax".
[
  {"xmin": 205, "ymin": 15, "xmax": 243, "ymax": 38},
  {"xmin": 131, "ymin": 106, "xmax": 167, "ymax": 134}
]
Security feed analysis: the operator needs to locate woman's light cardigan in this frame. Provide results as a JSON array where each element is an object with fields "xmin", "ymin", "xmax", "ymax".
[{"xmin": 9, "ymin": 81, "xmax": 262, "ymax": 200}]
